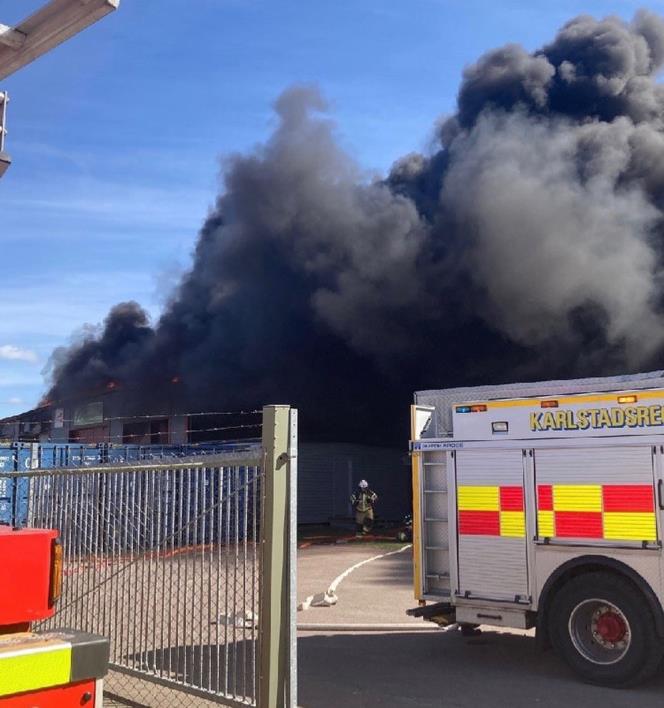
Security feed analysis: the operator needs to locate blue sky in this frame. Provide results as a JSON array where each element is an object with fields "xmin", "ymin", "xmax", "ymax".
[{"xmin": 0, "ymin": 0, "xmax": 662, "ymax": 415}]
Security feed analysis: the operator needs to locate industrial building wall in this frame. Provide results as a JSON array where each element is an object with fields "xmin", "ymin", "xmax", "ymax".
[
  {"xmin": 298, "ymin": 443, "xmax": 410, "ymax": 524},
  {"xmin": 3, "ymin": 395, "xmax": 188, "ymax": 445}
]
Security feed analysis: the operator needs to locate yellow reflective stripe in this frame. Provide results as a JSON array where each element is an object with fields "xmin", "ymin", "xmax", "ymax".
[
  {"xmin": 457, "ymin": 486, "xmax": 499, "ymax": 511},
  {"xmin": 500, "ymin": 511, "xmax": 525, "ymax": 537},
  {"xmin": 603, "ymin": 512, "xmax": 657, "ymax": 541},
  {"xmin": 538, "ymin": 510, "xmax": 554, "ymax": 536},
  {"xmin": 0, "ymin": 643, "xmax": 71, "ymax": 696},
  {"xmin": 553, "ymin": 485, "xmax": 602, "ymax": 512}
]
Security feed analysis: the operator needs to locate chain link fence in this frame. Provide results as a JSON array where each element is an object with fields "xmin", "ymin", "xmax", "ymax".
[{"xmin": 23, "ymin": 405, "xmax": 297, "ymax": 707}]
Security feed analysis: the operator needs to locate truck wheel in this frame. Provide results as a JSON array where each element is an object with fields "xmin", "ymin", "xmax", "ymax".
[{"xmin": 548, "ymin": 571, "xmax": 663, "ymax": 687}]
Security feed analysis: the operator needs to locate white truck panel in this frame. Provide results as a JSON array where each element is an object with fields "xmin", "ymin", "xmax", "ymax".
[
  {"xmin": 452, "ymin": 390, "xmax": 664, "ymax": 441},
  {"xmin": 534, "ymin": 445, "xmax": 653, "ymax": 485},
  {"xmin": 458, "ymin": 537, "xmax": 529, "ymax": 601},
  {"xmin": 455, "ymin": 604, "xmax": 531, "ymax": 629},
  {"xmin": 455, "ymin": 448, "xmax": 524, "ymax": 485}
]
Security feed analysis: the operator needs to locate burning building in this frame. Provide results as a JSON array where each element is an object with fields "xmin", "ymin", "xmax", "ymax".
[
  {"xmin": 4, "ymin": 10, "xmax": 664, "ymax": 521},
  {"xmin": 0, "ymin": 384, "xmax": 186, "ymax": 445},
  {"xmin": 37, "ymin": 10, "xmax": 664, "ymax": 447},
  {"xmin": 0, "ymin": 393, "xmax": 410, "ymax": 524}
]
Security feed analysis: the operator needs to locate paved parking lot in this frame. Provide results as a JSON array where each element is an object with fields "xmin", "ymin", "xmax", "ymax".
[{"xmin": 297, "ymin": 542, "xmax": 664, "ymax": 707}]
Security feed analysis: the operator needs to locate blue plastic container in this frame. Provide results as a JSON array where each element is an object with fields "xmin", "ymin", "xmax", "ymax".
[{"xmin": 0, "ymin": 445, "xmax": 14, "ymax": 525}]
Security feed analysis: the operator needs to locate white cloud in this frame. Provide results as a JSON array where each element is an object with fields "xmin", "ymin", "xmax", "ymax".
[
  {"xmin": 7, "ymin": 397, "xmax": 22, "ymax": 405},
  {"xmin": 0, "ymin": 345, "xmax": 38, "ymax": 363}
]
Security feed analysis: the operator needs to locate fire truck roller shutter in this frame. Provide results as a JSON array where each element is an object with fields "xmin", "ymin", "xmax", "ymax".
[
  {"xmin": 533, "ymin": 446, "xmax": 658, "ymax": 545},
  {"xmin": 455, "ymin": 449, "xmax": 529, "ymax": 602}
]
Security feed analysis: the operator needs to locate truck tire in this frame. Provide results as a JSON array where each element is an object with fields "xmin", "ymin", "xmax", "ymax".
[{"xmin": 548, "ymin": 571, "xmax": 663, "ymax": 687}]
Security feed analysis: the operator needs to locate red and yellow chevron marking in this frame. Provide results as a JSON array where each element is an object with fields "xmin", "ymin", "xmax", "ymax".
[
  {"xmin": 458, "ymin": 485, "xmax": 525, "ymax": 537},
  {"xmin": 537, "ymin": 484, "xmax": 657, "ymax": 542}
]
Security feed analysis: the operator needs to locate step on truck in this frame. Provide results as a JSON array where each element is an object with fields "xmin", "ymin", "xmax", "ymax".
[{"xmin": 408, "ymin": 370, "xmax": 664, "ymax": 686}]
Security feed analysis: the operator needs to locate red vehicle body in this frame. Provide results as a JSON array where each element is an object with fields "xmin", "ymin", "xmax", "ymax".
[
  {"xmin": 0, "ymin": 527, "xmax": 59, "ymax": 628},
  {"xmin": 0, "ymin": 526, "xmax": 108, "ymax": 707}
]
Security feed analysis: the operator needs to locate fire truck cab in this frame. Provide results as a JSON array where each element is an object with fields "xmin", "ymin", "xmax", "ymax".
[{"xmin": 409, "ymin": 371, "xmax": 664, "ymax": 686}]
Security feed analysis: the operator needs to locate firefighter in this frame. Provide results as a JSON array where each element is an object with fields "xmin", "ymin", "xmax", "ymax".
[{"xmin": 351, "ymin": 479, "xmax": 378, "ymax": 535}]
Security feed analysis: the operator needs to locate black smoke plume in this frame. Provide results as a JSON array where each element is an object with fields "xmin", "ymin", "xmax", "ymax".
[{"xmin": 46, "ymin": 11, "xmax": 664, "ymax": 442}]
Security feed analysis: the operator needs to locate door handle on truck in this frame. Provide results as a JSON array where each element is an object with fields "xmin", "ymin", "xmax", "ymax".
[{"xmin": 658, "ymin": 480, "xmax": 664, "ymax": 511}]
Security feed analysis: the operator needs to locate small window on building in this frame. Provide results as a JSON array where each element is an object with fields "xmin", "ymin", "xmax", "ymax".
[
  {"xmin": 122, "ymin": 419, "xmax": 169, "ymax": 445},
  {"xmin": 150, "ymin": 419, "xmax": 169, "ymax": 444},
  {"xmin": 70, "ymin": 426, "xmax": 108, "ymax": 444}
]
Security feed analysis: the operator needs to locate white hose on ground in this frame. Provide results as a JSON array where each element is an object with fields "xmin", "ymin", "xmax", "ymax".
[
  {"xmin": 297, "ymin": 544, "xmax": 412, "ymax": 611},
  {"xmin": 327, "ymin": 544, "xmax": 412, "ymax": 594}
]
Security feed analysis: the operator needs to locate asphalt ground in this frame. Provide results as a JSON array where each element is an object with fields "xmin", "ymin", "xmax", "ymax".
[{"xmin": 297, "ymin": 541, "xmax": 664, "ymax": 708}]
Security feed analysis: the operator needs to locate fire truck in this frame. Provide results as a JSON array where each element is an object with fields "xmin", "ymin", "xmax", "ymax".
[
  {"xmin": 0, "ymin": 526, "xmax": 109, "ymax": 705},
  {"xmin": 409, "ymin": 370, "xmax": 664, "ymax": 686}
]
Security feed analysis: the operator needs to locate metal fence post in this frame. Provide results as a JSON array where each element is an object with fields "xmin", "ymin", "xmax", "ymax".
[{"xmin": 259, "ymin": 405, "xmax": 296, "ymax": 708}]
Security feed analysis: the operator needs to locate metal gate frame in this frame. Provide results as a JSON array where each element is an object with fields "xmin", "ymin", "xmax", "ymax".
[
  {"xmin": 259, "ymin": 405, "xmax": 298, "ymax": 708},
  {"xmin": 23, "ymin": 404, "xmax": 297, "ymax": 708}
]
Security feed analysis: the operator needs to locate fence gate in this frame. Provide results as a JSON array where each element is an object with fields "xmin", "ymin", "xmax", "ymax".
[{"xmin": 25, "ymin": 404, "xmax": 297, "ymax": 708}]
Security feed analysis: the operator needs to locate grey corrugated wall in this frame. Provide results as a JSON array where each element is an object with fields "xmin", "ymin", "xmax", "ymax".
[{"xmin": 298, "ymin": 443, "xmax": 410, "ymax": 524}]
